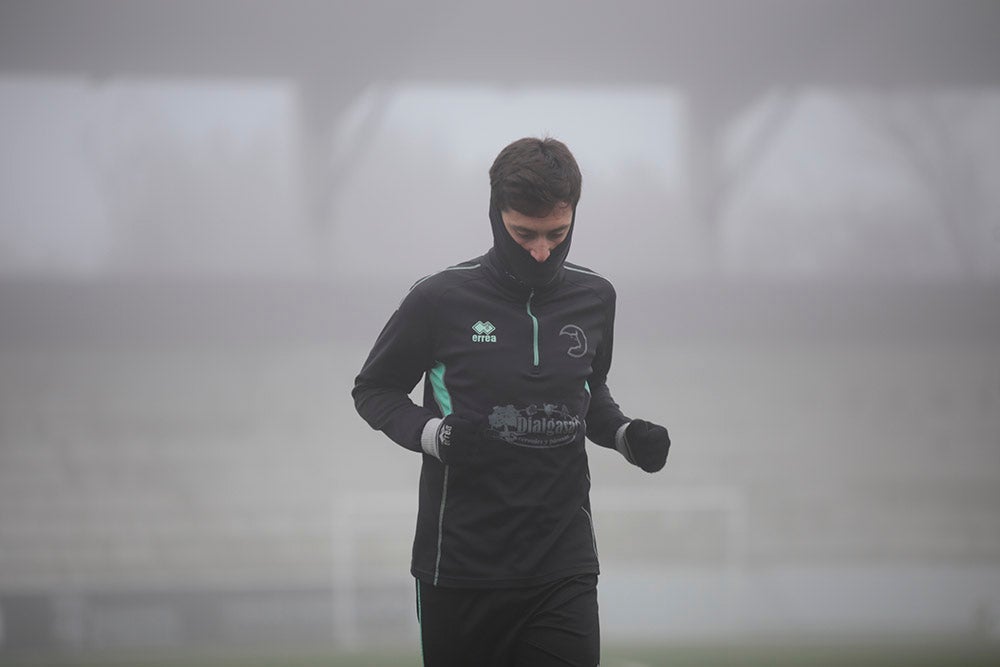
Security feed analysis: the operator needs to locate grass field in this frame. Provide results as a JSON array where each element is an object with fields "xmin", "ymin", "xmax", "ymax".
[{"xmin": 2, "ymin": 642, "xmax": 1000, "ymax": 667}]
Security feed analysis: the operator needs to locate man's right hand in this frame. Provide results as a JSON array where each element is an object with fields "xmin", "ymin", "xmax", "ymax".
[{"xmin": 422, "ymin": 414, "xmax": 484, "ymax": 465}]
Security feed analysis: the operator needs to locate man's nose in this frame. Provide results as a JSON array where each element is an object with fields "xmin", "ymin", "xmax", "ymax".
[{"xmin": 529, "ymin": 241, "xmax": 551, "ymax": 263}]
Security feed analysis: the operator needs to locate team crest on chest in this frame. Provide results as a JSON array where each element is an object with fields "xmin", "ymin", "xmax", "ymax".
[{"xmin": 559, "ymin": 324, "xmax": 587, "ymax": 358}]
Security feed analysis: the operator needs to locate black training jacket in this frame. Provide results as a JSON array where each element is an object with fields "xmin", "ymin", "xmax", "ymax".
[{"xmin": 352, "ymin": 248, "xmax": 629, "ymax": 588}]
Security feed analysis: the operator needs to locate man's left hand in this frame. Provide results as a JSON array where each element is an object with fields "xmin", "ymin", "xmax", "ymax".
[{"xmin": 620, "ymin": 419, "xmax": 670, "ymax": 472}]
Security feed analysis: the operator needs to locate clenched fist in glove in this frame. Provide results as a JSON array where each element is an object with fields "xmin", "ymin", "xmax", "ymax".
[
  {"xmin": 420, "ymin": 413, "xmax": 484, "ymax": 466},
  {"xmin": 616, "ymin": 419, "xmax": 670, "ymax": 472}
]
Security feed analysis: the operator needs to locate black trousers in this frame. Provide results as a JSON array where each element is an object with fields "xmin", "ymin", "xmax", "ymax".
[{"xmin": 415, "ymin": 573, "xmax": 600, "ymax": 667}]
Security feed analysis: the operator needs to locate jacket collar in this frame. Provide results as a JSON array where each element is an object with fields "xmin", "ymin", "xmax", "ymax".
[{"xmin": 483, "ymin": 248, "xmax": 565, "ymax": 300}]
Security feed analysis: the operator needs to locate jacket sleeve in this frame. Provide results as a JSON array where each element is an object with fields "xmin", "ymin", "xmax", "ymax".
[
  {"xmin": 352, "ymin": 287, "xmax": 438, "ymax": 452},
  {"xmin": 585, "ymin": 288, "xmax": 630, "ymax": 449}
]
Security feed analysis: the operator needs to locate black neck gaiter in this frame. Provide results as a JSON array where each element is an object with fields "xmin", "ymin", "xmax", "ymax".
[{"xmin": 488, "ymin": 196, "xmax": 575, "ymax": 290}]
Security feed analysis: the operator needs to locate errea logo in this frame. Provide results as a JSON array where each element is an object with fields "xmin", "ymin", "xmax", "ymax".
[{"xmin": 472, "ymin": 320, "xmax": 497, "ymax": 343}]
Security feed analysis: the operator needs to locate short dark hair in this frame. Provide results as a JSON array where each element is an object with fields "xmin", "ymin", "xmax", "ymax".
[{"xmin": 489, "ymin": 137, "xmax": 582, "ymax": 218}]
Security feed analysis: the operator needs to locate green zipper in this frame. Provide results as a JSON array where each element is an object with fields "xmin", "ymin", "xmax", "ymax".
[{"xmin": 526, "ymin": 290, "xmax": 540, "ymax": 367}]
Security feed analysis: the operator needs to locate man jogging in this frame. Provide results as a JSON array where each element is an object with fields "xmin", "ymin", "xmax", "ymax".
[{"xmin": 353, "ymin": 136, "xmax": 671, "ymax": 666}]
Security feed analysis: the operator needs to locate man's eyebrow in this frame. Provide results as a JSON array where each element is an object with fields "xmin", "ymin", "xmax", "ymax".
[{"xmin": 511, "ymin": 224, "xmax": 571, "ymax": 234}]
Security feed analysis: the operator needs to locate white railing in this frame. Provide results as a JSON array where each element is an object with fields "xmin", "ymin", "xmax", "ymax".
[{"xmin": 330, "ymin": 485, "xmax": 748, "ymax": 648}]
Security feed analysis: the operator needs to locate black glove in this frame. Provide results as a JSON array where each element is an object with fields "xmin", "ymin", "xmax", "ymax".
[
  {"xmin": 622, "ymin": 419, "xmax": 670, "ymax": 472},
  {"xmin": 434, "ymin": 413, "xmax": 484, "ymax": 467}
]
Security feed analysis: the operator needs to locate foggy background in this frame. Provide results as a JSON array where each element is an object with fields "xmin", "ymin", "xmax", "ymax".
[{"xmin": 1, "ymin": 0, "xmax": 999, "ymax": 659}]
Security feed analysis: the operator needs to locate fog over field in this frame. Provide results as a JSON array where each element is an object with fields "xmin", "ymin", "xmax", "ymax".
[{"xmin": 1, "ymin": 0, "xmax": 999, "ymax": 656}]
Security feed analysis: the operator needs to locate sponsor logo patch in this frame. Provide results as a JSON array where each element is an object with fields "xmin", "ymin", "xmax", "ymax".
[{"xmin": 486, "ymin": 403, "xmax": 582, "ymax": 448}]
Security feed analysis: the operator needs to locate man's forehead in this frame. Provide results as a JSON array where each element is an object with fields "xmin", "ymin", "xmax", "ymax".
[{"xmin": 502, "ymin": 205, "xmax": 573, "ymax": 230}]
